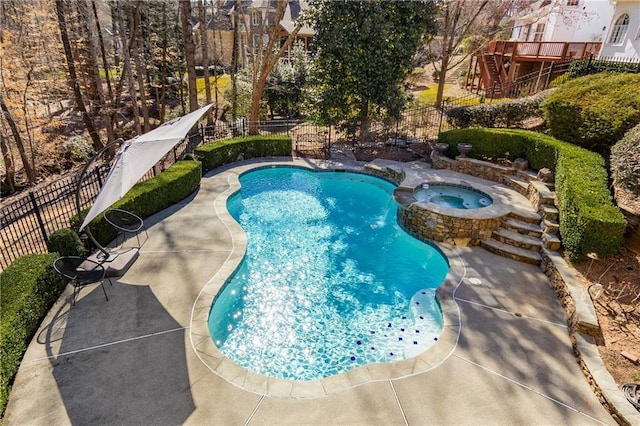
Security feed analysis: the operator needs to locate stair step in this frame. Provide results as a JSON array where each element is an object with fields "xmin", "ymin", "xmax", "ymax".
[
  {"xmin": 503, "ymin": 218, "xmax": 542, "ymax": 237},
  {"xmin": 542, "ymin": 219, "xmax": 559, "ymax": 236},
  {"xmin": 480, "ymin": 239, "xmax": 542, "ymax": 265},
  {"xmin": 530, "ymin": 180, "xmax": 556, "ymax": 205},
  {"xmin": 492, "ymin": 228, "xmax": 542, "ymax": 252},
  {"xmin": 542, "ymin": 233, "xmax": 561, "ymax": 251},
  {"xmin": 539, "ymin": 204, "xmax": 558, "ymax": 221},
  {"xmin": 503, "ymin": 175, "xmax": 529, "ymax": 196},
  {"xmin": 508, "ymin": 209, "xmax": 542, "ymax": 224}
]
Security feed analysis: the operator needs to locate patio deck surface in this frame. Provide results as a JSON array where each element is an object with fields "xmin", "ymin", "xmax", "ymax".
[{"xmin": 4, "ymin": 157, "xmax": 616, "ymax": 425}]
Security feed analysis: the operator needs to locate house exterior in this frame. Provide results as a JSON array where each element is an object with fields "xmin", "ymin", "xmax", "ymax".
[
  {"xmin": 598, "ymin": 0, "xmax": 640, "ymax": 60},
  {"xmin": 193, "ymin": 0, "xmax": 313, "ymax": 69},
  {"xmin": 466, "ymin": 0, "xmax": 613, "ymax": 95},
  {"xmin": 510, "ymin": 0, "xmax": 613, "ymax": 43}
]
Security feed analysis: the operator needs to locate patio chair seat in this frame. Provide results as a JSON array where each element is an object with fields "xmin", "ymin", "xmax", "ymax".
[
  {"xmin": 104, "ymin": 209, "xmax": 148, "ymax": 247},
  {"xmin": 53, "ymin": 256, "xmax": 111, "ymax": 305}
]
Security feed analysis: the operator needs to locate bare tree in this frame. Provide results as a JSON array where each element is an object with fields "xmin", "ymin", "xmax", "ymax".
[
  {"xmin": 131, "ymin": 1, "xmax": 150, "ymax": 132},
  {"xmin": 117, "ymin": 1, "xmax": 141, "ymax": 134},
  {"xmin": 430, "ymin": 0, "xmax": 514, "ymax": 107},
  {"xmin": 246, "ymin": 1, "xmax": 302, "ymax": 134},
  {"xmin": 180, "ymin": 0, "xmax": 199, "ymax": 112},
  {"xmin": 199, "ymin": 0, "xmax": 213, "ymax": 124},
  {"xmin": 0, "ymin": 92, "xmax": 35, "ymax": 184},
  {"xmin": 55, "ymin": 0, "xmax": 103, "ymax": 150}
]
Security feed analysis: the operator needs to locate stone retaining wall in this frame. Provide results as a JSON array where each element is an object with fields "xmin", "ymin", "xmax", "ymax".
[{"xmin": 398, "ymin": 205, "xmax": 503, "ymax": 246}]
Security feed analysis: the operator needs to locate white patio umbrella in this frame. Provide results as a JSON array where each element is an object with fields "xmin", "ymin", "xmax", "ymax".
[{"xmin": 80, "ymin": 104, "xmax": 212, "ymax": 231}]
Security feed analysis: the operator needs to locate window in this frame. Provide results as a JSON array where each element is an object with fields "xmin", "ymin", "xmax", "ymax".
[
  {"xmin": 521, "ymin": 24, "xmax": 531, "ymax": 41},
  {"xmin": 251, "ymin": 12, "xmax": 261, "ymax": 26},
  {"xmin": 608, "ymin": 13, "xmax": 629, "ymax": 44},
  {"xmin": 533, "ymin": 23, "xmax": 545, "ymax": 42},
  {"xmin": 565, "ymin": 0, "xmax": 579, "ymax": 6}
]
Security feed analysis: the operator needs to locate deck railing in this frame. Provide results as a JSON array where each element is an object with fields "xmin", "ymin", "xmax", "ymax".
[{"xmin": 487, "ymin": 40, "xmax": 601, "ymax": 61}]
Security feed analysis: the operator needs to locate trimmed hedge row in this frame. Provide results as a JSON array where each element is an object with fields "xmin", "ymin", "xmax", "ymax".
[
  {"xmin": 0, "ymin": 253, "xmax": 66, "ymax": 415},
  {"xmin": 611, "ymin": 123, "xmax": 640, "ymax": 193},
  {"xmin": 446, "ymin": 90, "xmax": 553, "ymax": 129},
  {"xmin": 540, "ymin": 72, "xmax": 640, "ymax": 154},
  {"xmin": 195, "ymin": 135, "xmax": 292, "ymax": 173},
  {"xmin": 76, "ymin": 160, "xmax": 202, "ymax": 246},
  {"xmin": 438, "ymin": 128, "xmax": 626, "ymax": 261}
]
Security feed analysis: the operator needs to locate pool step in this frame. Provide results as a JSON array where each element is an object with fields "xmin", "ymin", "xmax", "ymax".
[
  {"xmin": 492, "ymin": 228, "xmax": 542, "ymax": 252},
  {"xmin": 480, "ymin": 239, "xmax": 542, "ymax": 265}
]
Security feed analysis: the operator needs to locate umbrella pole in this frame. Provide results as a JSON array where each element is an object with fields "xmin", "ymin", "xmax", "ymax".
[{"xmin": 75, "ymin": 139, "xmax": 124, "ymax": 261}]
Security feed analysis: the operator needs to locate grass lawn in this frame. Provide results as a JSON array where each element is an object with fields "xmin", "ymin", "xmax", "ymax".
[
  {"xmin": 196, "ymin": 74, "xmax": 230, "ymax": 103},
  {"xmin": 416, "ymin": 84, "xmax": 511, "ymax": 106}
]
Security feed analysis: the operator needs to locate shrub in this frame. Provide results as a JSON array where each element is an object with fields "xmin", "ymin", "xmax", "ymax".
[
  {"xmin": 74, "ymin": 160, "xmax": 202, "ymax": 246},
  {"xmin": 540, "ymin": 72, "xmax": 640, "ymax": 154},
  {"xmin": 0, "ymin": 253, "xmax": 66, "ymax": 416},
  {"xmin": 195, "ymin": 135, "xmax": 292, "ymax": 173},
  {"xmin": 446, "ymin": 89, "xmax": 553, "ymax": 129},
  {"xmin": 438, "ymin": 128, "xmax": 626, "ymax": 260},
  {"xmin": 46, "ymin": 228, "xmax": 85, "ymax": 256},
  {"xmin": 611, "ymin": 123, "xmax": 640, "ymax": 194}
]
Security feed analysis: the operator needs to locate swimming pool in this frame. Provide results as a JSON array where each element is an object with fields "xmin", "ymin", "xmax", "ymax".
[{"xmin": 208, "ymin": 167, "xmax": 449, "ymax": 381}]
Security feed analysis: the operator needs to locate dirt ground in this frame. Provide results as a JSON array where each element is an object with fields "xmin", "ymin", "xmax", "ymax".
[
  {"xmin": 356, "ymin": 143, "xmax": 640, "ymax": 389},
  {"xmin": 573, "ymin": 248, "xmax": 640, "ymax": 386}
]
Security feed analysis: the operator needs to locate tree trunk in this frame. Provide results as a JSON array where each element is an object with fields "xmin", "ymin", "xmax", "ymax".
[
  {"xmin": 91, "ymin": 0, "xmax": 116, "ymax": 145},
  {"xmin": 247, "ymin": 1, "xmax": 301, "ymax": 134},
  {"xmin": 131, "ymin": 1, "xmax": 150, "ymax": 131},
  {"xmin": 159, "ymin": 1, "xmax": 168, "ymax": 123},
  {"xmin": 0, "ymin": 130, "xmax": 16, "ymax": 193},
  {"xmin": 55, "ymin": 0, "xmax": 103, "ymax": 151},
  {"xmin": 1, "ymin": 93, "xmax": 36, "ymax": 184},
  {"xmin": 199, "ymin": 0, "xmax": 212, "ymax": 124},
  {"xmin": 180, "ymin": 0, "xmax": 199, "ymax": 112},
  {"xmin": 76, "ymin": 0, "xmax": 104, "ymax": 113},
  {"xmin": 231, "ymin": 0, "xmax": 241, "ymax": 121},
  {"xmin": 118, "ymin": 2, "xmax": 141, "ymax": 134}
]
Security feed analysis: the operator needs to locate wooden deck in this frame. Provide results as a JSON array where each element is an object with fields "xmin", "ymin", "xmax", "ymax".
[{"xmin": 487, "ymin": 40, "xmax": 602, "ymax": 62}]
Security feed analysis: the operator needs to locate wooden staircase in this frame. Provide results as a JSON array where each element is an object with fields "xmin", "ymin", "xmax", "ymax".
[{"xmin": 480, "ymin": 173, "xmax": 561, "ymax": 265}]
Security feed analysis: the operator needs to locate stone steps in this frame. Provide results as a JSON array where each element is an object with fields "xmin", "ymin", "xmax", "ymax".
[
  {"xmin": 503, "ymin": 175, "xmax": 529, "ymax": 196},
  {"xmin": 509, "ymin": 209, "xmax": 541, "ymax": 225},
  {"xmin": 480, "ymin": 239, "xmax": 542, "ymax": 265},
  {"xmin": 503, "ymin": 218, "xmax": 543, "ymax": 238},
  {"xmin": 492, "ymin": 228, "xmax": 542, "ymax": 252}
]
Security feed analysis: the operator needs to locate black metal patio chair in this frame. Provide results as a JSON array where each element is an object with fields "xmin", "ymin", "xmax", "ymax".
[
  {"xmin": 104, "ymin": 209, "xmax": 148, "ymax": 248},
  {"xmin": 53, "ymin": 256, "xmax": 111, "ymax": 305}
]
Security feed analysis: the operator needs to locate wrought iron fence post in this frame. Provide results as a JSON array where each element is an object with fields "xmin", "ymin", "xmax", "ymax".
[
  {"xmin": 29, "ymin": 191, "xmax": 48, "ymax": 242},
  {"xmin": 545, "ymin": 62, "xmax": 555, "ymax": 89},
  {"xmin": 587, "ymin": 53, "xmax": 594, "ymax": 75},
  {"xmin": 94, "ymin": 166, "xmax": 103, "ymax": 187}
]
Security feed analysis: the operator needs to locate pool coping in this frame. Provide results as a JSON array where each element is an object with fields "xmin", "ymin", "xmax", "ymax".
[{"xmin": 189, "ymin": 160, "xmax": 465, "ymax": 399}]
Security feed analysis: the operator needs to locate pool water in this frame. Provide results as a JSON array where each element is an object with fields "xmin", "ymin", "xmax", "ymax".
[
  {"xmin": 208, "ymin": 167, "xmax": 449, "ymax": 381},
  {"xmin": 414, "ymin": 183, "xmax": 492, "ymax": 209}
]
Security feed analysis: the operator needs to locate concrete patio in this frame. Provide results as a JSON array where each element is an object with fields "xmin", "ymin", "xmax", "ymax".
[{"xmin": 4, "ymin": 157, "xmax": 617, "ymax": 425}]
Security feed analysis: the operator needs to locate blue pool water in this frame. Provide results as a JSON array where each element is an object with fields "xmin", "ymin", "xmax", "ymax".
[
  {"xmin": 414, "ymin": 183, "xmax": 493, "ymax": 209},
  {"xmin": 208, "ymin": 167, "xmax": 449, "ymax": 381}
]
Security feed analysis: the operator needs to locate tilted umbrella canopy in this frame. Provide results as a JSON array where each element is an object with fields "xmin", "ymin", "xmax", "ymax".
[{"xmin": 80, "ymin": 104, "xmax": 212, "ymax": 231}]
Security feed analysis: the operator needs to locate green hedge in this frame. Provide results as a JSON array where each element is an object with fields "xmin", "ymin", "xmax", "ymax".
[
  {"xmin": 446, "ymin": 89, "xmax": 553, "ymax": 129},
  {"xmin": 1, "ymin": 253, "xmax": 66, "ymax": 416},
  {"xmin": 195, "ymin": 135, "xmax": 292, "ymax": 173},
  {"xmin": 76, "ymin": 160, "xmax": 202, "ymax": 246},
  {"xmin": 611, "ymin": 123, "xmax": 640, "ymax": 194},
  {"xmin": 438, "ymin": 128, "xmax": 626, "ymax": 261},
  {"xmin": 540, "ymin": 72, "xmax": 640, "ymax": 153}
]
